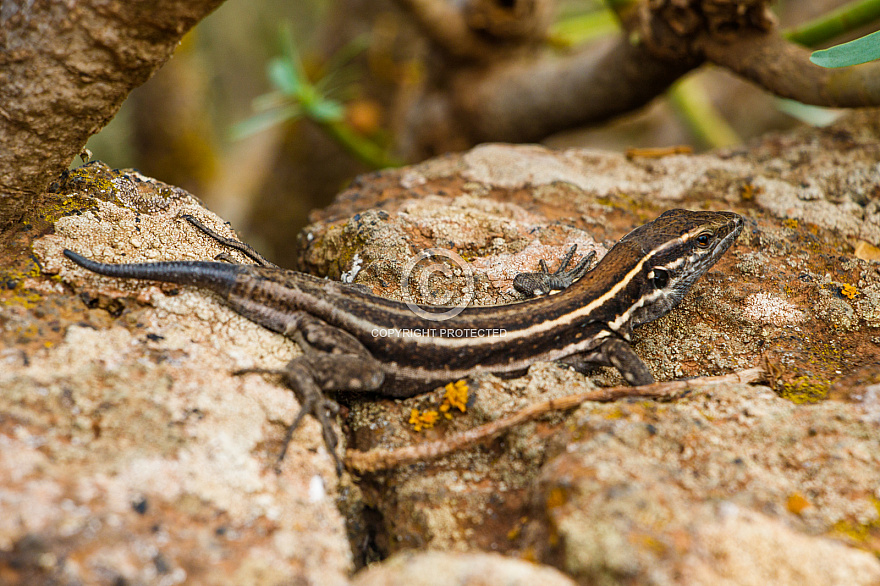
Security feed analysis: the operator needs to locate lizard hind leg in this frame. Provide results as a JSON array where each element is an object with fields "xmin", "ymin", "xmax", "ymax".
[{"xmin": 236, "ymin": 350, "xmax": 385, "ymax": 475}]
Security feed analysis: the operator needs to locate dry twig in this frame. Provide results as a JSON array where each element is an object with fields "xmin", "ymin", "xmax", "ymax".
[{"xmin": 345, "ymin": 366, "xmax": 766, "ymax": 473}]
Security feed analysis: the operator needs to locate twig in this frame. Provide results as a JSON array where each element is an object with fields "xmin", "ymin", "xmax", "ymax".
[
  {"xmin": 785, "ymin": 0, "xmax": 880, "ymax": 48},
  {"xmin": 345, "ymin": 367, "xmax": 766, "ymax": 473},
  {"xmin": 625, "ymin": 145, "xmax": 693, "ymax": 159}
]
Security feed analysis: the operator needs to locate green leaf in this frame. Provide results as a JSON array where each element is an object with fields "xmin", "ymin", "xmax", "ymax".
[
  {"xmin": 306, "ymin": 99, "xmax": 344, "ymax": 123},
  {"xmin": 810, "ymin": 29, "xmax": 880, "ymax": 67},
  {"xmin": 774, "ymin": 99, "xmax": 844, "ymax": 127},
  {"xmin": 229, "ymin": 105, "xmax": 302, "ymax": 140},
  {"xmin": 250, "ymin": 91, "xmax": 288, "ymax": 113},
  {"xmin": 267, "ymin": 58, "xmax": 301, "ymax": 96}
]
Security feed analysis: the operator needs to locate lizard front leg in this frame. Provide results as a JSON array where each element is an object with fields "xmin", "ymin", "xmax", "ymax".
[
  {"xmin": 513, "ymin": 244, "xmax": 596, "ymax": 297},
  {"xmin": 559, "ymin": 336, "xmax": 655, "ymax": 386},
  {"xmin": 241, "ymin": 315, "xmax": 384, "ymax": 474}
]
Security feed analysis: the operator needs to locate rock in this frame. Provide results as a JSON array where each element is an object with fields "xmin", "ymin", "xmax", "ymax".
[
  {"xmin": 3, "ymin": 111, "xmax": 880, "ymax": 584},
  {"xmin": 3, "ymin": 166, "xmax": 352, "ymax": 585},
  {"xmin": 523, "ymin": 384, "xmax": 880, "ymax": 585},
  {"xmin": 351, "ymin": 551, "xmax": 576, "ymax": 586}
]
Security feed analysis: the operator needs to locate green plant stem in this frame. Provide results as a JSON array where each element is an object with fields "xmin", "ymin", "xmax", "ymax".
[
  {"xmin": 785, "ymin": 0, "xmax": 880, "ymax": 47},
  {"xmin": 322, "ymin": 120, "xmax": 403, "ymax": 169},
  {"xmin": 667, "ymin": 73, "xmax": 741, "ymax": 149},
  {"xmin": 603, "ymin": 0, "xmax": 639, "ymax": 14},
  {"xmin": 551, "ymin": 9, "xmax": 619, "ymax": 46}
]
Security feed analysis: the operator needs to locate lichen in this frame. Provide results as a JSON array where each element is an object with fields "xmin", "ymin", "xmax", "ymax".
[
  {"xmin": 50, "ymin": 163, "xmax": 124, "ymax": 206},
  {"xmin": 409, "ymin": 408, "xmax": 440, "ymax": 431},
  {"xmin": 786, "ymin": 492, "xmax": 811, "ymax": 515},
  {"xmin": 840, "ymin": 284, "xmax": 860, "ymax": 300},
  {"xmin": 34, "ymin": 193, "xmax": 98, "ymax": 225},
  {"xmin": 1, "ymin": 263, "xmax": 44, "ymax": 309},
  {"xmin": 439, "ymin": 380, "xmax": 469, "ymax": 419},
  {"xmin": 409, "ymin": 380, "xmax": 470, "ymax": 430},
  {"xmin": 778, "ymin": 376, "xmax": 831, "ymax": 404},
  {"xmin": 740, "ymin": 181, "xmax": 763, "ymax": 202},
  {"xmin": 831, "ymin": 500, "xmax": 880, "ymax": 551}
]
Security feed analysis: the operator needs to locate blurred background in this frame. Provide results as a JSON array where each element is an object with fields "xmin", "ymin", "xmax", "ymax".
[{"xmin": 83, "ymin": 0, "xmax": 867, "ymax": 266}]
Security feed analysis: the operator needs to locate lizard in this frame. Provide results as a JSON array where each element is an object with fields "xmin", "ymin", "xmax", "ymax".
[{"xmin": 62, "ymin": 208, "xmax": 744, "ymax": 472}]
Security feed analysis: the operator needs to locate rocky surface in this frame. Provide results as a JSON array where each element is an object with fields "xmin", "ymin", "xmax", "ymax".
[
  {"xmin": 2, "ymin": 110, "xmax": 880, "ymax": 584},
  {"xmin": 350, "ymin": 550, "xmax": 577, "ymax": 586}
]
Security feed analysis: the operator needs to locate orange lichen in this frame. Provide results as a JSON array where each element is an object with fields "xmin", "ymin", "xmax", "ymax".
[
  {"xmin": 740, "ymin": 182, "xmax": 763, "ymax": 201},
  {"xmin": 786, "ymin": 492, "xmax": 811, "ymax": 515},
  {"xmin": 546, "ymin": 487, "xmax": 568, "ymax": 509},
  {"xmin": 439, "ymin": 380, "xmax": 469, "ymax": 419},
  {"xmin": 409, "ymin": 380, "xmax": 469, "ymax": 430},
  {"xmin": 840, "ymin": 284, "xmax": 859, "ymax": 299},
  {"xmin": 409, "ymin": 408, "xmax": 439, "ymax": 432}
]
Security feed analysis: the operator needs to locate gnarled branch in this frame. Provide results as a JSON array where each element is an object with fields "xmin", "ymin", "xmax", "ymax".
[
  {"xmin": 392, "ymin": 0, "xmax": 880, "ymax": 159},
  {"xmin": 397, "ymin": 35, "xmax": 695, "ymax": 158}
]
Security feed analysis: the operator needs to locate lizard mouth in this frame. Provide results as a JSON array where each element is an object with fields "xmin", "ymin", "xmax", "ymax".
[{"xmin": 715, "ymin": 213, "xmax": 744, "ymax": 259}]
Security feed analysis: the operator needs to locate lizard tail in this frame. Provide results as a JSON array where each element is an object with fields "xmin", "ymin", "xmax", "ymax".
[{"xmin": 63, "ymin": 249, "xmax": 239, "ymax": 295}]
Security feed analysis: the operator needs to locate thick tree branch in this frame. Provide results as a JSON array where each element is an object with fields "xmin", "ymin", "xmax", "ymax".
[
  {"xmin": 397, "ymin": 35, "xmax": 695, "ymax": 158},
  {"xmin": 0, "ymin": 0, "xmax": 225, "ymax": 228},
  {"xmin": 393, "ymin": 0, "xmax": 880, "ymax": 159},
  {"xmin": 392, "ymin": 0, "xmax": 553, "ymax": 61},
  {"xmin": 701, "ymin": 32, "xmax": 880, "ymax": 107}
]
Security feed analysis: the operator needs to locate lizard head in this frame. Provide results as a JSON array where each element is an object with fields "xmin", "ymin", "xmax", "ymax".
[{"xmin": 610, "ymin": 209, "xmax": 744, "ymax": 332}]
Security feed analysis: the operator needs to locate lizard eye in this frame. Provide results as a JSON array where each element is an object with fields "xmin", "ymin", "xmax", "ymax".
[
  {"xmin": 696, "ymin": 232, "xmax": 713, "ymax": 248},
  {"xmin": 650, "ymin": 268, "xmax": 669, "ymax": 289}
]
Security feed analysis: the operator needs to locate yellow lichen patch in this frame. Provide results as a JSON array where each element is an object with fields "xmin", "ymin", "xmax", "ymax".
[
  {"xmin": 545, "ymin": 487, "xmax": 568, "ymax": 510},
  {"xmin": 37, "ymin": 194, "xmax": 98, "ymax": 224},
  {"xmin": 786, "ymin": 492, "xmax": 811, "ymax": 515},
  {"xmin": 409, "ymin": 380, "xmax": 469, "ymax": 431},
  {"xmin": 603, "ymin": 405, "xmax": 626, "ymax": 420},
  {"xmin": 740, "ymin": 182, "xmax": 763, "ymax": 202},
  {"xmin": 2, "ymin": 289, "xmax": 42, "ymax": 310},
  {"xmin": 840, "ymin": 284, "xmax": 859, "ymax": 299},
  {"xmin": 519, "ymin": 546, "xmax": 538, "ymax": 562},
  {"xmin": 439, "ymin": 380, "xmax": 469, "ymax": 419},
  {"xmin": 782, "ymin": 218, "xmax": 799, "ymax": 230},
  {"xmin": 1, "ymin": 266, "xmax": 44, "ymax": 309},
  {"xmin": 56, "ymin": 166, "xmax": 122, "ymax": 205},
  {"xmin": 778, "ymin": 376, "xmax": 830, "ymax": 404},
  {"xmin": 831, "ymin": 506, "xmax": 880, "ymax": 550},
  {"xmin": 408, "ymin": 408, "xmax": 440, "ymax": 432}
]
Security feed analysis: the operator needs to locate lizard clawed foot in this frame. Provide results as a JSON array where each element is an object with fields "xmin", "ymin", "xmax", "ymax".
[
  {"xmin": 235, "ymin": 363, "xmax": 345, "ymax": 475},
  {"xmin": 513, "ymin": 244, "xmax": 597, "ymax": 297}
]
